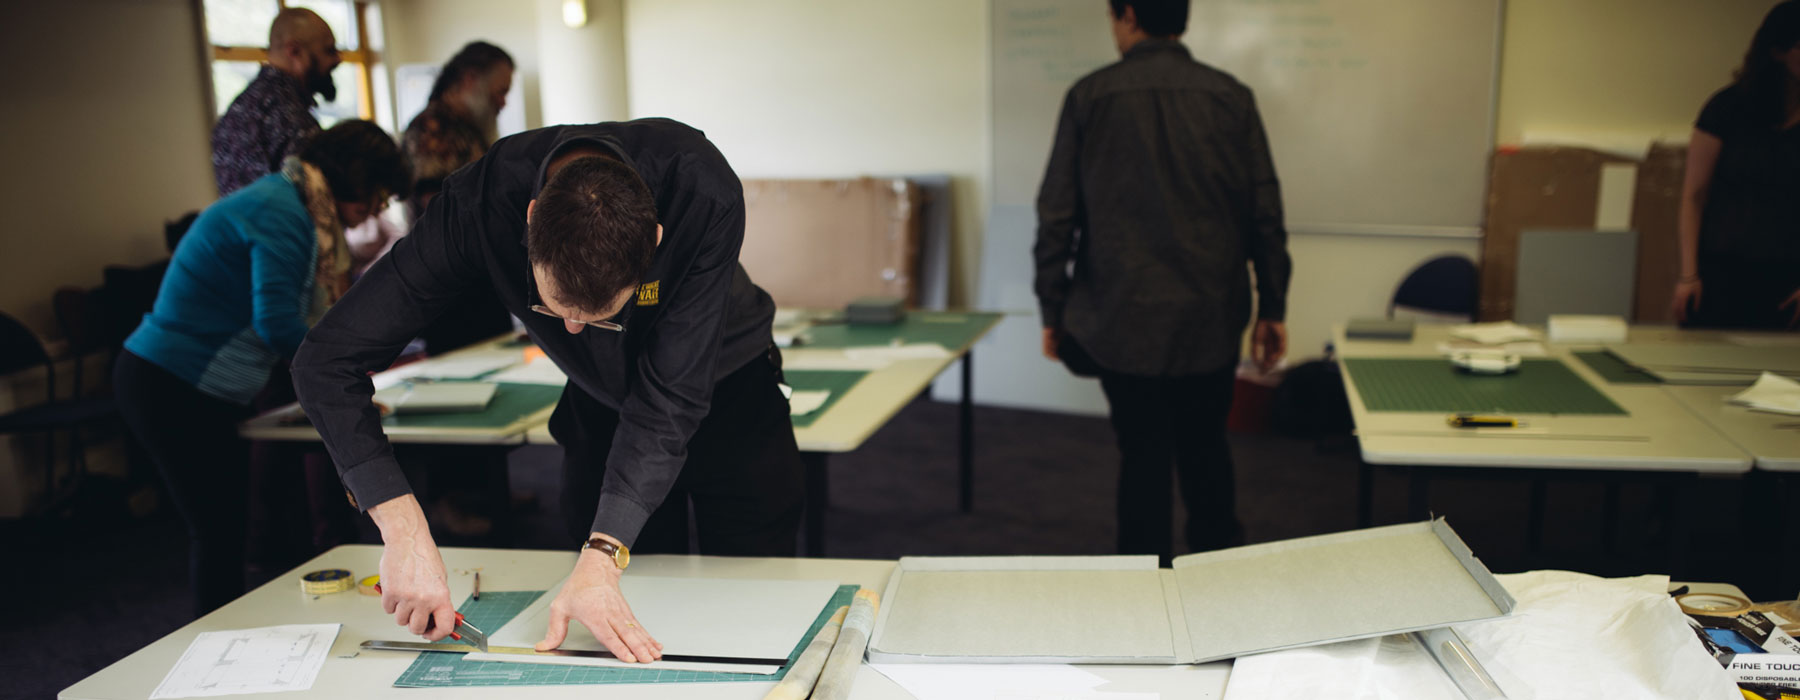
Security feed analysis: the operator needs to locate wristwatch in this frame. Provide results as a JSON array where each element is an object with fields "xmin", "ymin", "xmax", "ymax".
[{"xmin": 581, "ymin": 536, "xmax": 630, "ymax": 570}]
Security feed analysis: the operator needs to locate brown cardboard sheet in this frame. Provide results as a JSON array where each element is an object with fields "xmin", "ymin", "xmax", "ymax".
[{"xmin": 739, "ymin": 178, "xmax": 921, "ymax": 309}]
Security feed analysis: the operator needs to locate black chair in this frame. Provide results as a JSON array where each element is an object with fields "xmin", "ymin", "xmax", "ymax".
[
  {"xmin": 1388, "ymin": 255, "xmax": 1479, "ymax": 321},
  {"xmin": 0, "ymin": 310, "xmax": 120, "ymax": 515}
]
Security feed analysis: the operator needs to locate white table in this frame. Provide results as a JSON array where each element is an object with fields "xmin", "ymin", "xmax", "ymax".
[
  {"xmin": 1334, "ymin": 324, "xmax": 1754, "ymax": 567},
  {"xmin": 239, "ymin": 335, "xmax": 553, "ymax": 445},
  {"xmin": 60, "ymin": 546, "xmax": 1231, "ymax": 699},
  {"xmin": 1661, "ymin": 385, "xmax": 1800, "ymax": 472}
]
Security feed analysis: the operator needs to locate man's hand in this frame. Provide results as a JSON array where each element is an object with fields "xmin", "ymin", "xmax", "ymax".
[
  {"xmin": 1041, "ymin": 327, "xmax": 1060, "ymax": 361},
  {"xmin": 1781, "ymin": 287, "xmax": 1800, "ymax": 328},
  {"xmin": 1251, "ymin": 320, "xmax": 1287, "ymax": 373},
  {"xmin": 1671, "ymin": 277, "xmax": 1703, "ymax": 322},
  {"xmin": 535, "ymin": 534, "xmax": 663, "ymax": 663},
  {"xmin": 369, "ymin": 494, "xmax": 457, "ymax": 640}
]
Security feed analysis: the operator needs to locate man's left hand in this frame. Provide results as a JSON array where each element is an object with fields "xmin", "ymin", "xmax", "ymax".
[
  {"xmin": 1251, "ymin": 320, "xmax": 1287, "ymax": 373},
  {"xmin": 534, "ymin": 538, "xmax": 663, "ymax": 663}
]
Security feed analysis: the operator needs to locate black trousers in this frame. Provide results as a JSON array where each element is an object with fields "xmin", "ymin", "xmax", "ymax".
[
  {"xmin": 550, "ymin": 348, "xmax": 804, "ymax": 555},
  {"xmin": 1099, "ymin": 363, "xmax": 1244, "ymax": 563},
  {"xmin": 114, "ymin": 350, "xmax": 254, "ymax": 616},
  {"xmin": 1686, "ymin": 259, "xmax": 1800, "ymax": 330}
]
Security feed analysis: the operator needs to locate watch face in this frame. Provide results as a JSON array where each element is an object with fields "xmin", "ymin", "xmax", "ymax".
[{"xmin": 615, "ymin": 546, "xmax": 629, "ymax": 569}]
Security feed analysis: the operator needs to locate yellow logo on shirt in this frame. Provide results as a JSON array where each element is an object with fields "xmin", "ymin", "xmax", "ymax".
[{"xmin": 637, "ymin": 281, "xmax": 660, "ymax": 306}]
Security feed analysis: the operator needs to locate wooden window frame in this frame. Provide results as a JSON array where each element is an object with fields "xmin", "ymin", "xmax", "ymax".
[{"xmin": 208, "ymin": 0, "xmax": 378, "ymax": 120}]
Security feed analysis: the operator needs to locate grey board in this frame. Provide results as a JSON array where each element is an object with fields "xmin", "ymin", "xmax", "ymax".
[
  {"xmin": 866, "ymin": 520, "xmax": 1514, "ymax": 665},
  {"xmin": 1514, "ymin": 229, "xmax": 1638, "ymax": 325}
]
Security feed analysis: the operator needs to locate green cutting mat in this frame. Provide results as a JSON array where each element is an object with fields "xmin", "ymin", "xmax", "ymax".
[
  {"xmin": 392, "ymin": 584, "xmax": 859, "ymax": 687},
  {"xmin": 1572, "ymin": 350, "xmax": 1663, "ymax": 385},
  {"xmin": 385, "ymin": 383, "xmax": 564, "ymax": 430},
  {"xmin": 1343, "ymin": 358, "xmax": 1626, "ymax": 415},
  {"xmin": 799, "ymin": 312, "xmax": 1001, "ymax": 352},
  {"xmin": 784, "ymin": 370, "xmax": 868, "ymax": 429}
]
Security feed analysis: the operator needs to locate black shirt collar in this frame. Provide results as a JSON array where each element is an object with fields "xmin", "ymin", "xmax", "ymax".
[
  {"xmin": 525, "ymin": 132, "xmax": 638, "ymax": 244},
  {"xmin": 1123, "ymin": 37, "xmax": 1190, "ymax": 60}
]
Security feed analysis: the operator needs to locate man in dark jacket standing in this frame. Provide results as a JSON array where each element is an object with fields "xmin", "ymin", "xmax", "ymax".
[{"xmin": 1034, "ymin": 0, "xmax": 1292, "ymax": 563}]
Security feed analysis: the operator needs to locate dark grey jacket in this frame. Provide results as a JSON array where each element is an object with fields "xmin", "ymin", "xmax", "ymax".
[{"xmin": 1034, "ymin": 39, "xmax": 1291, "ymax": 377}]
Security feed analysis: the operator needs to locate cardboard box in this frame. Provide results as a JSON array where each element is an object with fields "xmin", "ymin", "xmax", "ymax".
[{"xmin": 739, "ymin": 178, "xmax": 921, "ymax": 309}]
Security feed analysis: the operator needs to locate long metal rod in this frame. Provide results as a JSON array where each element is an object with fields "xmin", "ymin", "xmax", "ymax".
[{"xmin": 360, "ymin": 640, "xmax": 789, "ymax": 667}]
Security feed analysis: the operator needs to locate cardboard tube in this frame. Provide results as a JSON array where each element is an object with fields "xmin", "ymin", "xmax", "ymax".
[
  {"xmin": 761, "ymin": 606, "xmax": 847, "ymax": 700},
  {"xmin": 811, "ymin": 589, "xmax": 880, "ymax": 700}
]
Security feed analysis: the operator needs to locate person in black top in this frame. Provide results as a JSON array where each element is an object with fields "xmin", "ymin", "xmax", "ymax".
[
  {"xmin": 292, "ymin": 120, "xmax": 801, "ymax": 662},
  {"xmin": 1034, "ymin": 0, "xmax": 1291, "ymax": 564},
  {"xmin": 1672, "ymin": 0, "xmax": 1800, "ymax": 329}
]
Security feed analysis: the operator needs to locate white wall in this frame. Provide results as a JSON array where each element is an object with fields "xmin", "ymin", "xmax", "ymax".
[
  {"xmin": 1497, "ymin": 0, "xmax": 1775, "ymax": 147},
  {"xmin": 0, "ymin": 0, "xmax": 218, "ymax": 339},
  {"xmin": 623, "ymin": 0, "xmax": 990, "ymax": 306},
  {"xmin": 381, "ymin": 0, "xmax": 545, "ymax": 131}
]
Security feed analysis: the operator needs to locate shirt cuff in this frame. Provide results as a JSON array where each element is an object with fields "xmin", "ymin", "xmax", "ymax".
[
  {"xmin": 1257, "ymin": 296, "xmax": 1286, "ymax": 322},
  {"xmin": 1039, "ymin": 301, "xmax": 1064, "ymax": 330},
  {"xmin": 339, "ymin": 456, "xmax": 413, "ymax": 512},
  {"xmin": 588, "ymin": 492, "xmax": 653, "ymax": 548}
]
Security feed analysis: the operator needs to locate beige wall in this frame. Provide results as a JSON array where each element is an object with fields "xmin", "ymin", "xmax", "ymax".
[
  {"xmin": 0, "ymin": 0, "xmax": 217, "ymax": 339},
  {"xmin": 381, "ymin": 0, "xmax": 544, "ymax": 131},
  {"xmin": 1496, "ymin": 0, "xmax": 1774, "ymax": 146},
  {"xmin": 623, "ymin": 0, "xmax": 990, "ymax": 306}
]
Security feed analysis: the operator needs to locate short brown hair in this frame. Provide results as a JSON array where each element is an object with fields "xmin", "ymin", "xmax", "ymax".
[{"xmin": 526, "ymin": 156, "xmax": 657, "ymax": 313}]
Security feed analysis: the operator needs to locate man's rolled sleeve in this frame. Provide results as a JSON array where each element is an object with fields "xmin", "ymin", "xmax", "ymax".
[
  {"xmin": 1241, "ymin": 93, "xmax": 1292, "ymax": 322},
  {"xmin": 1034, "ymin": 89, "xmax": 1086, "ymax": 330}
]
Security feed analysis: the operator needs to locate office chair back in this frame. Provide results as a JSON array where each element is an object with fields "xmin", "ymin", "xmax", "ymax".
[{"xmin": 1389, "ymin": 255, "xmax": 1479, "ymax": 322}]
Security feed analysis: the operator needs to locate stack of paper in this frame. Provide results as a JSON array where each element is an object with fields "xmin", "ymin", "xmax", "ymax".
[
  {"xmin": 1728, "ymin": 372, "xmax": 1800, "ymax": 415},
  {"xmin": 1449, "ymin": 322, "xmax": 1541, "ymax": 345},
  {"xmin": 152, "ymin": 624, "xmax": 339, "ymax": 699},
  {"xmin": 488, "ymin": 358, "xmax": 568, "ymax": 386}
]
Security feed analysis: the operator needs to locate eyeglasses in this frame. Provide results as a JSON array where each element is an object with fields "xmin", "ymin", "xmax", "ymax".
[{"xmin": 526, "ymin": 265, "xmax": 629, "ymax": 332}]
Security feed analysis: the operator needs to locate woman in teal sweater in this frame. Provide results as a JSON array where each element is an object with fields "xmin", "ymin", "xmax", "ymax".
[{"xmin": 115, "ymin": 120, "xmax": 407, "ymax": 615}]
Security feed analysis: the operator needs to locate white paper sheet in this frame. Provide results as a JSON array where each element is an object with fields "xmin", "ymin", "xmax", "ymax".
[
  {"xmin": 871, "ymin": 663, "xmax": 1108, "ymax": 700},
  {"xmin": 487, "ymin": 359, "xmax": 568, "ymax": 386},
  {"xmin": 783, "ymin": 352, "xmax": 896, "ymax": 371},
  {"xmin": 1436, "ymin": 341, "xmax": 1548, "ymax": 357},
  {"xmin": 151, "ymin": 624, "xmax": 339, "ymax": 699},
  {"xmin": 371, "ymin": 382, "xmax": 498, "ymax": 414},
  {"xmin": 412, "ymin": 351, "xmax": 524, "ymax": 380},
  {"xmin": 1220, "ymin": 571, "xmax": 1739, "ymax": 700},
  {"xmin": 844, "ymin": 343, "xmax": 954, "ymax": 362},
  {"xmin": 480, "ymin": 576, "xmax": 840, "ymax": 673},
  {"xmin": 1728, "ymin": 372, "xmax": 1800, "ymax": 415},
  {"xmin": 790, "ymin": 390, "xmax": 831, "ymax": 416},
  {"xmin": 1449, "ymin": 322, "xmax": 1541, "ymax": 345}
]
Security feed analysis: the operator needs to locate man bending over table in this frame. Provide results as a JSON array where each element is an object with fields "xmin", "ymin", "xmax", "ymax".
[{"xmin": 292, "ymin": 119, "xmax": 803, "ymax": 663}]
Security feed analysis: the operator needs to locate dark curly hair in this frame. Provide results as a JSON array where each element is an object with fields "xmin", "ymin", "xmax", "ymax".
[
  {"xmin": 1734, "ymin": 0, "xmax": 1800, "ymax": 129},
  {"xmin": 428, "ymin": 41, "xmax": 514, "ymax": 103},
  {"xmin": 526, "ymin": 156, "xmax": 658, "ymax": 314},
  {"xmin": 299, "ymin": 120, "xmax": 410, "ymax": 203}
]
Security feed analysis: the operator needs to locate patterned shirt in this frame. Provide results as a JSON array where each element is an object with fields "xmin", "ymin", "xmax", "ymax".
[
  {"xmin": 212, "ymin": 65, "xmax": 320, "ymax": 196},
  {"xmin": 401, "ymin": 100, "xmax": 489, "ymax": 198}
]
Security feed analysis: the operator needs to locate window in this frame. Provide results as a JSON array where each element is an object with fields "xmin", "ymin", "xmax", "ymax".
[{"xmin": 200, "ymin": 0, "xmax": 389, "ymax": 130}]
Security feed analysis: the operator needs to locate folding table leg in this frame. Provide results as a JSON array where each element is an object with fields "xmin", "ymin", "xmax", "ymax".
[{"xmin": 803, "ymin": 452, "xmax": 829, "ymax": 557}]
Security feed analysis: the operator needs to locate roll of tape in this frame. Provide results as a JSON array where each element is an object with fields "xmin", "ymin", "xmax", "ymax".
[
  {"xmin": 358, "ymin": 574, "xmax": 381, "ymax": 596},
  {"xmin": 1677, "ymin": 592, "xmax": 1752, "ymax": 616},
  {"xmin": 301, "ymin": 568, "xmax": 355, "ymax": 595}
]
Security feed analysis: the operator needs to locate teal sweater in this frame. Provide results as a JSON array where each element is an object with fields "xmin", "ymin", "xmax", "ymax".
[{"xmin": 125, "ymin": 173, "xmax": 317, "ymax": 405}]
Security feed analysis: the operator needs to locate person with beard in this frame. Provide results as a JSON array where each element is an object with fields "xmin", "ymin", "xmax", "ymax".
[
  {"xmin": 212, "ymin": 8, "xmax": 341, "ymax": 196},
  {"xmin": 403, "ymin": 42, "xmax": 515, "ymax": 221}
]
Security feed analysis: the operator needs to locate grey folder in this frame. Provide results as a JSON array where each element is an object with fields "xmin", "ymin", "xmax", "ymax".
[{"xmin": 866, "ymin": 520, "xmax": 1513, "ymax": 665}]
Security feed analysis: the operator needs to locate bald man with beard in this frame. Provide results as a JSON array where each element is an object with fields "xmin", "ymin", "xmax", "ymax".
[{"xmin": 212, "ymin": 8, "xmax": 342, "ymax": 195}]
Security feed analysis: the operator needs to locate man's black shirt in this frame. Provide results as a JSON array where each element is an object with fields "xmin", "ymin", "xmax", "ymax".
[
  {"xmin": 293, "ymin": 119, "xmax": 775, "ymax": 546},
  {"xmin": 1034, "ymin": 39, "xmax": 1291, "ymax": 377}
]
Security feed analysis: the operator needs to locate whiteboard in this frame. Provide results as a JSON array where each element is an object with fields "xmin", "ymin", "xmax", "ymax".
[{"xmin": 990, "ymin": 0, "xmax": 1503, "ymax": 232}]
